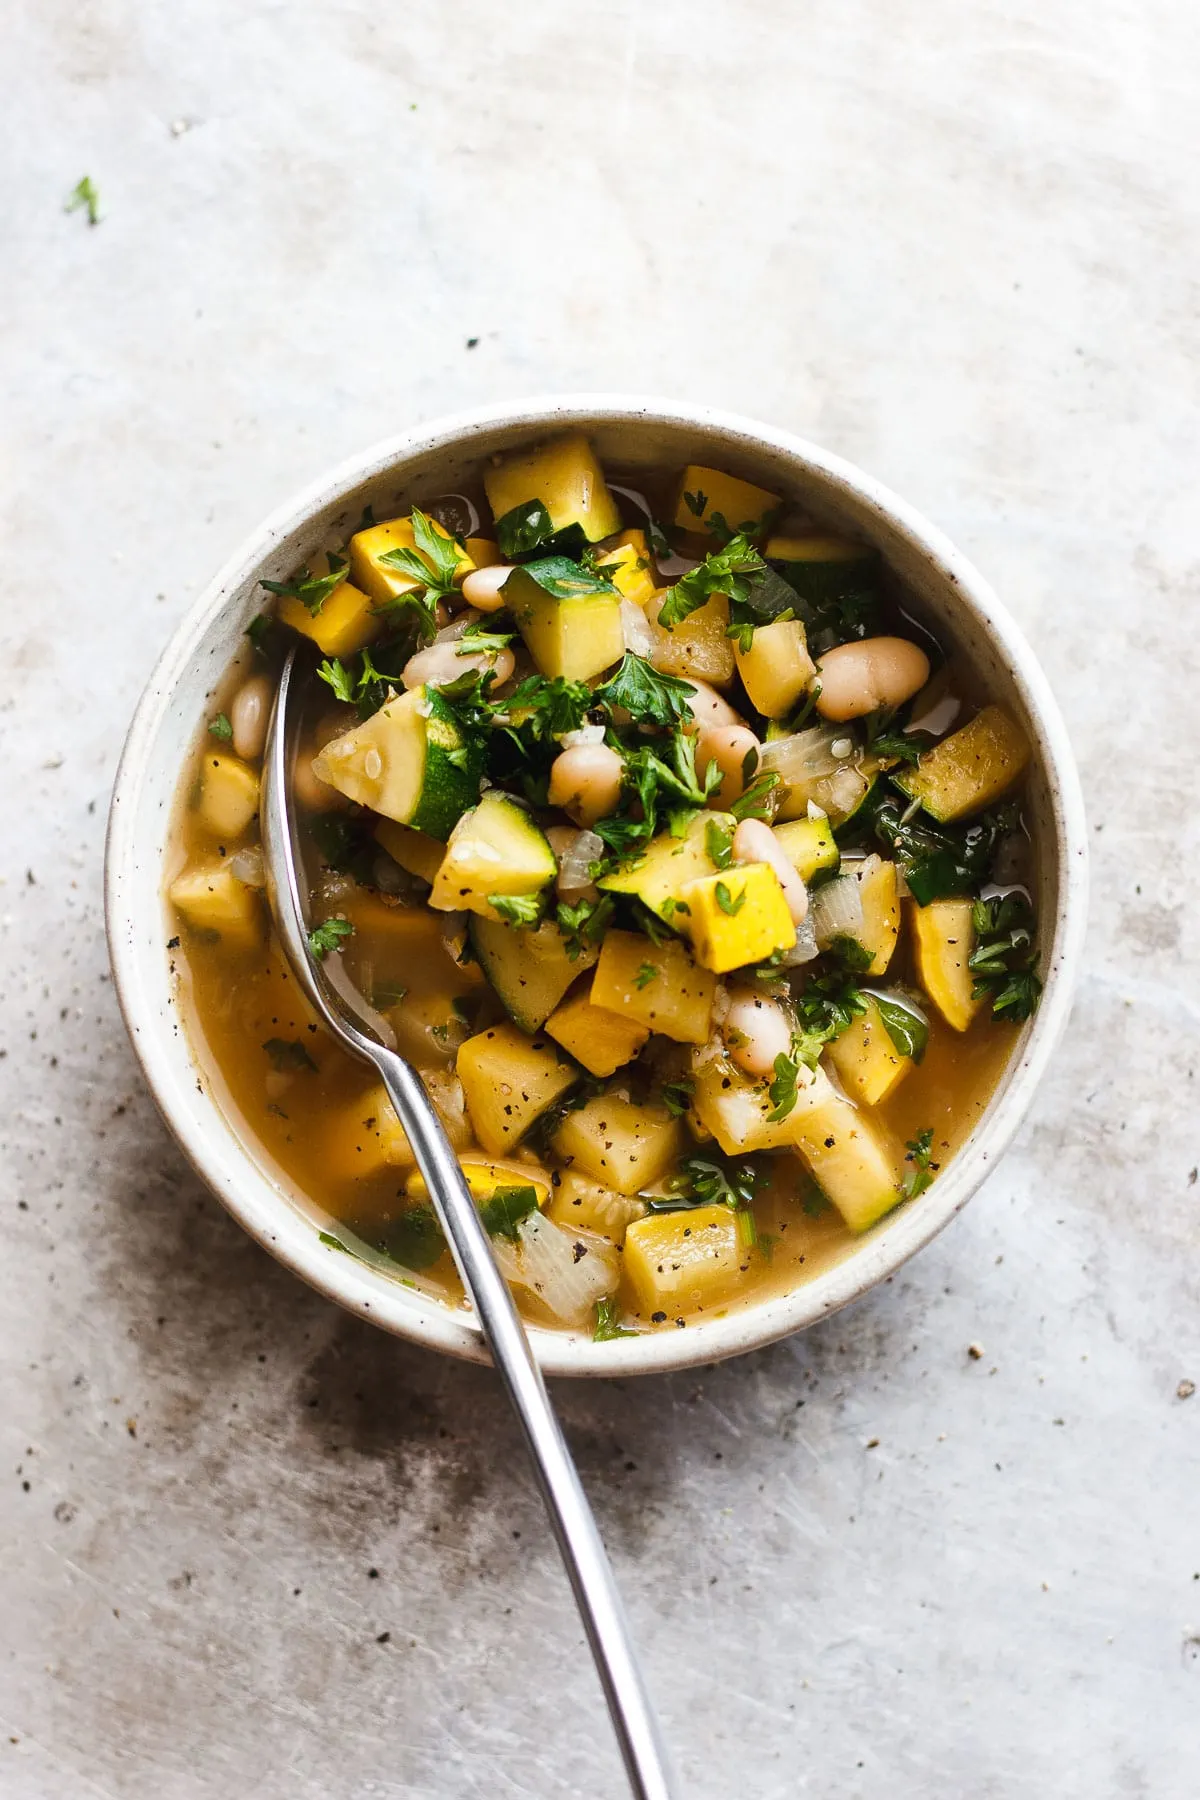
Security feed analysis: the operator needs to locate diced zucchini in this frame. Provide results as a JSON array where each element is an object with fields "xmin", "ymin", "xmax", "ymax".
[
  {"xmin": 277, "ymin": 555, "xmax": 380, "ymax": 657},
  {"xmin": 546, "ymin": 1171, "xmax": 647, "ymax": 1243},
  {"xmin": 456, "ymin": 1023, "xmax": 579, "ymax": 1156},
  {"xmin": 470, "ymin": 916, "xmax": 598, "ymax": 1033},
  {"xmin": 374, "ymin": 819, "xmax": 445, "ymax": 886},
  {"xmin": 332, "ymin": 1070, "xmax": 470, "ymax": 1179},
  {"xmin": 772, "ymin": 816, "xmax": 839, "ymax": 882},
  {"xmin": 679, "ymin": 864, "xmax": 796, "ymax": 974},
  {"xmin": 197, "ymin": 751, "xmax": 259, "ymax": 839},
  {"xmin": 825, "ymin": 996, "xmax": 913, "ymax": 1106},
  {"xmin": 734, "ymin": 620, "xmax": 816, "ymax": 718},
  {"xmin": 810, "ymin": 854, "xmax": 899, "ymax": 975},
  {"xmin": 895, "ymin": 706, "xmax": 1030, "ymax": 822},
  {"xmin": 764, "ymin": 533, "xmax": 882, "ymax": 649},
  {"xmin": 594, "ymin": 529, "xmax": 657, "ymax": 608},
  {"xmin": 641, "ymin": 591, "xmax": 735, "ymax": 687},
  {"xmin": 791, "ymin": 1093, "xmax": 903, "ymax": 1233},
  {"xmin": 690, "ymin": 1043, "xmax": 834, "ymax": 1155},
  {"xmin": 347, "ymin": 514, "xmax": 472, "ymax": 606},
  {"xmin": 504, "ymin": 558, "xmax": 624, "ymax": 681},
  {"xmin": 910, "ymin": 897, "xmax": 981, "ymax": 1032},
  {"xmin": 312, "ymin": 685, "xmax": 483, "ymax": 839},
  {"xmin": 761, "ymin": 723, "xmax": 878, "ymax": 825},
  {"xmin": 428, "ymin": 792, "xmax": 556, "ymax": 923},
  {"xmin": 674, "ymin": 465, "xmax": 780, "ymax": 540},
  {"xmin": 591, "ymin": 930, "xmax": 716, "ymax": 1044},
  {"xmin": 544, "ymin": 984, "xmax": 649, "ymax": 1077},
  {"xmin": 484, "ymin": 433, "xmax": 622, "ymax": 554},
  {"xmin": 168, "ymin": 862, "xmax": 263, "ymax": 950},
  {"xmin": 624, "ymin": 1206, "xmax": 746, "ymax": 1314},
  {"xmin": 598, "ymin": 809, "xmax": 736, "ymax": 922},
  {"xmin": 553, "ymin": 1095, "xmax": 683, "ymax": 1196},
  {"xmin": 406, "ymin": 1154, "xmax": 552, "ymax": 1212}
]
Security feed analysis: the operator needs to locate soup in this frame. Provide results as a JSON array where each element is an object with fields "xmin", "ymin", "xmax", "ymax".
[{"xmin": 165, "ymin": 434, "xmax": 1039, "ymax": 1340}]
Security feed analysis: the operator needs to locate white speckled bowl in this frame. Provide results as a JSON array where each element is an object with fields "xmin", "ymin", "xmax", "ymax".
[{"xmin": 105, "ymin": 397, "xmax": 1087, "ymax": 1377}]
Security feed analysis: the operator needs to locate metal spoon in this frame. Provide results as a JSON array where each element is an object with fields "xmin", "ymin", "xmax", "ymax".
[{"xmin": 261, "ymin": 647, "xmax": 676, "ymax": 1800}]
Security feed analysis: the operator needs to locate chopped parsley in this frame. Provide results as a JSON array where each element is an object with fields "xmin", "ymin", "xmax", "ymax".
[
  {"xmin": 208, "ymin": 713, "xmax": 233, "ymax": 741},
  {"xmin": 65, "ymin": 175, "xmax": 101, "ymax": 226},
  {"xmin": 634, "ymin": 962, "xmax": 659, "ymax": 990},
  {"xmin": 660, "ymin": 1079, "xmax": 695, "ymax": 1118},
  {"xmin": 870, "ymin": 992, "xmax": 929, "ymax": 1062},
  {"xmin": 262, "ymin": 1038, "xmax": 317, "ymax": 1073},
  {"xmin": 790, "ymin": 967, "xmax": 867, "ymax": 1067},
  {"xmin": 729, "ymin": 769, "xmax": 781, "ymax": 822},
  {"xmin": 556, "ymin": 893, "xmax": 615, "ymax": 960},
  {"xmin": 705, "ymin": 818, "xmax": 734, "ymax": 869},
  {"xmin": 969, "ymin": 892, "xmax": 1042, "ymax": 1021},
  {"xmin": 594, "ymin": 654, "xmax": 696, "ymax": 727},
  {"xmin": 593, "ymin": 1297, "xmax": 635, "ymax": 1341},
  {"xmin": 656, "ymin": 533, "xmax": 766, "ymax": 630},
  {"xmin": 900, "ymin": 1129, "xmax": 937, "ymax": 1200},
  {"xmin": 479, "ymin": 1184, "xmax": 541, "ymax": 1242},
  {"xmin": 261, "ymin": 554, "xmax": 348, "ymax": 617},
  {"xmin": 307, "ymin": 917, "xmax": 354, "ymax": 960},
  {"xmin": 487, "ymin": 893, "xmax": 543, "ymax": 928},
  {"xmin": 767, "ymin": 1049, "xmax": 802, "ymax": 1122},
  {"xmin": 714, "ymin": 880, "xmax": 746, "ymax": 916}
]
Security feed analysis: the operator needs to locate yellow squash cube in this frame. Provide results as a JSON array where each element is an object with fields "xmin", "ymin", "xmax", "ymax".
[
  {"xmin": 347, "ymin": 514, "xmax": 472, "ymax": 606},
  {"xmin": 464, "ymin": 536, "xmax": 501, "ymax": 568},
  {"xmin": 690, "ymin": 1044, "xmax": 833, "ymax": 1155},
  {"xmin": 483, "ymin": 432, "xmax": 622, "ymax": 544},
  {"xmin": 792, "ymin": 1093, "xmax": 903, "ymax": 1234},
  {"xmin": 591, "ymin": 930, "xmax": 716, "ymax": 1044},
  {"xmin": 544, "ymin": 985, "xmax": 649, "ymax": 1077},
  {"xmin": 456, "ymin": 1023, "xmax": 578, "ymax": 1156},
  {"xmin": 910, "ymin": 898, "xmax": 982, "ymax": 1032},
  {"xmin": 197, "ymin": 751, "xmax": 259, "ymax": 839},
  {"xmin": 734, "ymin": 619, "xmax": 816, "ymax": 719},
  {"xmin": 624, "ymin": 1206, "xmax": 746, "ymax": 1314},
  {"xmin": 679, "ymin": 864, "xmax": 796, "ymax": 974},
  {"xmin": 598, "ymin": 810, "xmax": 735, "ymax": 923},
  {"xmin": 595, "ymin": 530, "xmax": 657, "ymax": 608},
  {"xmin": 168, "ymin": 862, "xmax": 263, "ymax": 950},
  {"xmin": 374, "ymin": 819, "xmax": 445, "ymax": 886},
  {"xmin": 406, "ymin": 1155, "xmax": 551, "ymax": 1211},
  {"xmin": 331, "ymin": 1070, "xmax": 471, "ymax": 1181},
  {"xmin": 825, "ymin": 997, "xmax": 913, "ymax": 1106},
  {"xmin": 641, "ymin": 591, "xmax": 735, "ymax": 687},
  {"xmin": 896, "ymin": 705, "xmax": 1030, "ymax": 822},
  {"xmin": 545, "ymin": 1171, "xmax": 647, "ymax": 1242},
  {"xmin": 553, "ymin": 1095, "xmax": 683, "ymax": 1196},
  {"xmin": 673, "ymin": 465, "xmax": 780, "ymax": 540},
  {"xmin": 277, "ymin": 554, "xmax": 379, "ymax": 657}
]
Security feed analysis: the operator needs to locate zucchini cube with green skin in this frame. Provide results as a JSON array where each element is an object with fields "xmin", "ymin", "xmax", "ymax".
[
  {"xmin": 598, "ymin": 809, "xmax": 736, "ymax": 923},
  {"xmin": 734, "ymin": 620, "xmax": 816, "ymax": 718},
  {"xmin": 678, "ymin": 864, "xmax": 796, "ymax": 974},
  {"xmin": 690, "ymin": 1043, "xmax": 834, "ymax": 1155},
  {"xmin": 791, "ymin": 1091, "xmax": 904, "ymax": 1233},
  {"xmin": 484, "ymin": 433, "xmax": 622, "ymax": 553},
  {"xmin": 591, "ymin": 930, "xmax": 716, "ymax": 1044},
  {"xmin": 772, "ymin": 816, "xmax": 839, "ymax": 883},
  {"xmin": 673, "ymin": 465, "xmax": 780, "ymax": 540},
  {"xmin": 504, "ymin": 558, "xmax": 625, "ymax": 681},
  {"xmin": 468, "ymin": 914, "xmax": 597, "ymax": 1032},
  {"xmin": 429, "ymin": 793, "xmax": 556, "ymax": 924},
  {"xmin": 197, "ymin": 751, "xmax": 259, "ymax": 839},
  {"xmin": 456, "ymin": 1023, "xmax": 579, "ymax": 1156},
  {"xmin": 764, "ymin": 533, "xmax": 882, "ymax": 649},
  {"xmin": 553, "ymin": 1095, "xmax": 683, "ymax": 1196},
  {"xmin": 825, "ymin": 996, "xmax": 913, "ymax": 1106},
  {"xmin": 312, "ymin": 686, "xmax": 482, "ymax": 840},
  {"xmin": 894, "ymin": 705, "xmax": 1030, "ymax": 822},
  {"xmin": 624, "ymin": 1206, "xmax": 746, "ymax": 1315}
]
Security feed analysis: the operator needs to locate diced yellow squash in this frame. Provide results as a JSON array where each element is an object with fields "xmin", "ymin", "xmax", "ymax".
[
  {"xmin": 679, "ymin": 864, "xmax": 796, "ymax": 974},
  {"xmin": 553, "ymin": 1095, "xmax": 683, "ymax": 1195},
  {"xmin": 505, "ymin": 562, "xmax": 625, "ymax": 682},
  {"xmin": 792, "ymin": 1092, "xmax": 903, "ymax": 1233},
  {"xmin": 855, "ymin": 856, "xmax": 900, "ymax": 976},
  {"xmin": 772, "ymin": 816, "xmax": 839, "ymax": 882},
  {"xmin": 375, "ymin": 819, "xmax": 445, "ymax": 886},
  {"xmin": 544, "ymin": 985, "xmax": 649, "ymax": 1077},
  {"xmin": 546, "ymin": 1171, "xmax": 647, "ymax": 1243},
  {"xmin": 895, "ymin": 705, "xmax": 1030, "ymax": 822},
  {"xmin": 347, "ymin": 514, "xmax": 472, "ymax": 606},
  {"xmin": 690, "ymin": 1043, "xmax": 834, "ymax": 1155},
  {"xmin": 331, "ymin": 1070, "xmax": 471, "ymax": 1180},
  {"xmin": 598, "ymin": 810, "xmax": 736, "ymax": 923},
  {"xmin": 484, "ymin": 433, "xmax": 622, "ymax": 544},
  {"xmin": 406, "ymin": 1154, "xmax": 552, "ymax": 1211},
  {"xmin": 594, "ymin": 529, "xmax": 657, "ymax": 608},
  {"xmin": 911, "ymin": 898, "xmax": 982, "ymax": 1032},
  {"xmin": 625, "ymin": 1206, "xmax": 746, "ymax": 1314},
  {"xmin": 197, "ymin": 751, "xmax": 259, "ymax": 839},
  {"xmin": 334, "ymin": 892, "xmax": 481, "ymax": 1002},
  {"xmin": 734, "ymin": 620, "xmax": 816, "ymax": 718},
  {"xmin": 468, "ymin": 915, "xmax": 595, "ymax": 1032},
  {"xmin": 641, "ymin": 591, "xmax": 735, "ymax": 686},
  {"xmin": 168, "ymin": 861, "xmax": 263, "ymax": 950},
  {"xmin": 313, "ymin": 686, "xmax": 481, "ymax": 839},
  {"xmin": 456, "ymin": 1023, "xmax": 578, "ymax": 1156},
  {"xmin": 673, "ymin": 465, "xmax": 780, "ymax": 541},
  {"xmin": 464, "ymin": 536, "xmax": 501, "ymax": 568},
  {"xmin": 825, "ymin": 997, "xmax": 912, "ymax": 1106},
  {"xmin": 278, "ymin": 555, "xmax": 379, "ymax": 657},
  {"xmin": 428, "ymin": 792, "xmax": 556, "ymax": 923},
  {"xmin": 591, "ymin": 930, "xmax": 716, "ymax": 1044}
]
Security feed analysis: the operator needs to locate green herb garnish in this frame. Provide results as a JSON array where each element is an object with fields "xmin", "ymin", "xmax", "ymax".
[
  {"xmin": 714, "ymin": 880, "xmax": 746, "ymax": 916},
  {"xmin": 479, "ymin": 1184, "xmax": 541, "ymax": 1242},
  {"xmin": 656, "ymin": 533, "xmax": 766, "ymax": 630},
  {"xmin": 594, "ymin": 654, "xmax": 696, "ymax": 728},
  {"xmin": 307, "ymin": 917, "xmax": 355, "ymax": 960},
  {"xmin": 660, "ymin": 1079, "xmax": 695, "ymax": 1119},
  {"xmin": 208, "ymin": 713, "xmax": 234, "ymax": 741},
  {"xmin": 487, "ymin": 893, "xmax": 543, "ymax": 928},
  {"xmin": 261, "ymin": 554, "xmax": 348, "ymax": 617},
  {"xmin": 900, "ymin": 1129, "xmax": 937, "ymax": 1200},
  {"xmin": 634, "ymin": 962, "xmax": 659, "ymax": 989},
  {"xmin": 556, "ymin": 893, "xmax": 615, "ymax": 960},
  {"xmin": 705, "ymin": 818, "xmax": 734, "ymax": 869},
  {"xmin": 969, "ymin": 892, "xmax": 1042, "ymax": 1021},
  {"xmin": 65, "ymin": 175, "xmax": 101, "ymax": 226},
  {"xmin": 593, "ymin": 1297, "xmax": 635, "ymax": 1341},
  {"xmin": 262, "ymin": 1038, "xmax": 317, "ymax": 1073}
]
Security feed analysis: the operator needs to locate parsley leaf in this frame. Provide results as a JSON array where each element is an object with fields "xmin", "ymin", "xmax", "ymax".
[
  {"xmin": 593, "ymin": 1296, "xmax": 635, "ymax": 1341},
  {"xmin": 714, "ymin": 880, "xmax": 746, "ymax": 916},
  {"xmin": 900, "ymin": 1129, "xmax": 937, "ymax": 1200},
  {"xmin": 381, "ymin": 1205, "xmax": 446, "ymax": 1270},
  {"xmin": 245, "ymin": 613, "xmax": 274, "ymax": 656},
  {"xmin": 316, "ymin": 658, "xmax": 356, "ymax": 704},
  {"xmin": 487, "ymin": 893, "xmax": 543, "ymax": 928},
  {"xmin": 969, "ymin": 892, "xmax": 1042, "ymax": 1021},
  {"xmin": 854, "ymin": 791, "xmax": 1019, "ymax": 907},
  {"xmin": 555, "ymin": 893, "xmax": 615, "ymax": 959},
  {"xmin": 479, "ymin": 1184, "xmax": 541, "ymax": 1242},
  {"xmin": 634, "ymin": 962, "xmax": 659, "ymax": 990},
  {"xmin": 655, "ymin": 1155, "xmax": 763, "ymax": 1220},
  {"xmin": 261, "ymin": 554, "xmax": 348, "ymax": 617},
  {"xmin": 262, "ymin": 1038, "xmax": 317, "ymax": 1073},
  {"xmin": 594, "ymin": 654, "xmax": 696, "ymax": 727},
  {"xmin": 455, "ymin": 624, "xmax": 514, "ymax": 657},
  {"xmin": 790, "ymin": 967, "xmax": 867, "ymax": 1067},
  {"xmin": 660, "ymin": 1079, "xmax": 695, "ymax": 1118},
  {"xmin": 494, "ymin": 501, "xmax": 587, "ymax": 562},
  {"xmin": 767, "ymin": 1050, "xmax": 802, "ymax": 1122},
  {"xmin": 377, "ymin": 506, "xmax": 464, "ymax": 599},
  {"xmin": 870, "ymin": 993, "xmax": 929, "ymax": 1062},
  {"xmin": 208, "ymin": 713, "xmax": 234, "ymax": 741},
  {"xmin": 657, "ymin": 534, "xmax": 766, "ymax": 630},
  {"xmin": 65, "ymin": 175, "xmax": 101, "ymax": 226},
  {"xmin": 307, "ymin": 917, "xmax": 354, "ymax": 960},
  {"xmin": 729, "ymin": 769, "xmax": 781, "ymax": 822},
  {"xmin": 705, "ymin": 818, "xmax": 733, "ymax": 869}
]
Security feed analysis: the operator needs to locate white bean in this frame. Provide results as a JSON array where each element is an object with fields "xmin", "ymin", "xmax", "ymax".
[
  {"xmin": 722, "ymin": 987, "xmax": 794, "ymax": 1078},
  {"xmin": 815, "ymin": 637, "xmax": 931, "ymax": 723},
  {"xmin": 681, "ymin": 679, "xmax": 745, "ymax": 732},
  {"xmin": 547, "ymin": 743, "xmax": 624, "ymax": 828},
  {"xmin": 695, "ymin": 724, "xmax": 761, "ymax": 808},
  {"xmin": 402, "ymin": 642, "xmax": 515, "ymax": 690},
  {"xmin": 460, "ymin": 564, "xmax": 514, "ymax": 612},
  {"xmin": 229, "ymin": 674, "xmax": 272, "ymax": 762},
  {"xmin": 732, "ymin": 818, "xmax": 809, "ymax": 924}
]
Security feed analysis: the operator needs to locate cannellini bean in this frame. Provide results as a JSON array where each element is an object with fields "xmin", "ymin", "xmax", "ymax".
[
  {"xmin": 547, "ymin": 743, "xmax": 624, "ymax": 828},
  {"xmin": 460, "ymin": 564, "xmax": 514, "ymax": 612},
  {"xmin": 815, "ymin": 637, "xmax": 931, "ymax": 722},
  {"xmin": 732, "ymin": 818, "xmax": 809, "ymax": 924},
  {"xmin": 402, "ymin": 642, "xmax": 515, "ymax": 690},
  {"xmin": 681, "ymin": 679, "xmax": 744, "ymax": 732},
  {"xmin": 695, "ymin": 724, "xmax": 761, "ymax": 808},
  {"xmin": 722, "ymin": 987, "xmax": 795, "ymax": 1078},
  {"xmin": 229, "ymin": 674, "xmax": 272, "ymax": 762}
]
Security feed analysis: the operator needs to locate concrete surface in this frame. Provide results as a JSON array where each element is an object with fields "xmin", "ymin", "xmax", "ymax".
[{"xmin": 2, "ymin": 2, "xmax": 1199, "ymax": 1795}]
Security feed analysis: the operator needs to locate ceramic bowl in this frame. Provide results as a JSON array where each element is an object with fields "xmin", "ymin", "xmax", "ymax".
[{"xmin": 105, "ymin": 396, "xmax": 1087, "ymax": 1377}]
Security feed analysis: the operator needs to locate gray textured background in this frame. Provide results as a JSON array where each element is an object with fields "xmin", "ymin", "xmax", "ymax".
[{"xmin": 3, "ymin": 3, "xmax": 1199, "ymax": 1796}]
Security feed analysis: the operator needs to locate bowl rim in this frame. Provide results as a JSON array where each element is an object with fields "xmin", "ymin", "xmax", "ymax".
[{"xmin": 105, "ymin": 393, "xmax": 1088, "ymax": 1378}]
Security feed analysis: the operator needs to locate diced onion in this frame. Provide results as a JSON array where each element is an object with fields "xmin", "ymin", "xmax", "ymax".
[
  {"xmin": 489, "ymin": 1212, "xmax": 619, "ymax": 1326},
  {"xmin": 620, "ymin": 598, "xmax": 655, "ymax": 657},
  {"xmin": 434, "ymin": 610, "xmax": 483, "ymax": 644},
  {"xmin": 810, "ymin": 871, "xmax": 865, "ymax": 950},
  {"xmin": 558, "ymin": 725, "xmax": 607, "ymax": 748},
  {"xmin": 779, "ymin": 912, "xmax": 820, "ymax": 965},
  {"xmin": 230, "ymin": 845, "xmax": 265, "ymax": 888},
  {"xmin": 555, "ymin": 828, "xmax": 604, "ymax": 894}
]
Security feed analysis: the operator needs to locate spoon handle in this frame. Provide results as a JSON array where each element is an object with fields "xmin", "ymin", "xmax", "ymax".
[{"xmin": 374, "ymin": 1051, "xmax": 677, "ymax": 1800}]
